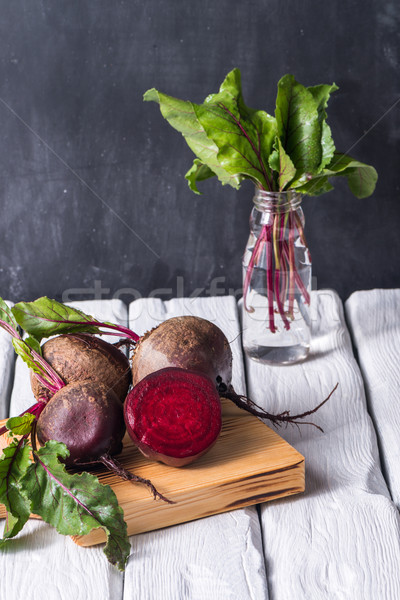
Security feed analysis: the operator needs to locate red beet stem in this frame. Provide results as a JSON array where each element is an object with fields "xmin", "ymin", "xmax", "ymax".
[
  {"xmin": 287, "ymin": 211, "xmax": 296, "ymax": 319},
  {"xmin": 281, "ymin": 241, "xmax": 311, "ymax": 305},
  {"xmin": 265, "ymin": 223, "xmax": 276, "ymax": 333},
  {"xmin": 242, "ymin": 203, "xmax": 311, "ymax": 334},
  {"xmin": 0, "ymin": 318, "xmax": 65, "ymax": 391},
  {"xmin": 243, "ymin": 225, "xmax": 267, "ymax": 313}
]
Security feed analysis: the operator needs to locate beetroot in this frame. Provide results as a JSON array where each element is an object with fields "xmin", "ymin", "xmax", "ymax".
[
  {"xmin": 124, "ymin": 367, "xmax": 222, "ymax": 467},
  {"xmin": 31, "ymin": 333, "xmax": 132, "ymax": 403},
  {"xmin": 37, "ymin": 379, "xmax": 173, "ymax": 502},
  {"xmin": 37, "ymin": 380, "xmax": 125, "ymax": 465},
  {"xmin": 131, "ymin": 316, "xmax": 334, "ymax": 430},
  {"xmin": 131, "ymin": 316, "xmax": 232, "ymax": 389}
]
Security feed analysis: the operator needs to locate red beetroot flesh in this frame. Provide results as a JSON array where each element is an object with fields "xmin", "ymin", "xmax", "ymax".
[{"xmin": 124, "ymin": 367, "xmax": 222, "ymax": 467}]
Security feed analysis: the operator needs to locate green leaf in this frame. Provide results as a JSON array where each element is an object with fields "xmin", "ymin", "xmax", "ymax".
[
  {"xmin": 292, "ymin": 151, "xmax": 377, "ymax": 197},
  {"xmin": 145, "ymin": 69, "xmax": 377, "ymax": 200},
  {"xmin": 144, "ymin": 87, "xmax": 242, "ymax": 190},
  {"xmin": 275, "ymin": 74, "xmax": 322, "ymax": 175},
  {"xmin": 6, "ymin": 413, "xmax": 35, "ymax": 436},
  {"xmin": 0, "ymin": 438, "xmax": 31, "ymax": 544},
  {"xmin": 21, "ymin": 441, "xmax": 130, "ymax": 570},
  {"xmin": 293, "ymin": 175, "xmax": 334, "ymax": 196},
  {"xmin": 25, "ymin": 335, "xmax": 42, "ymax": 355},
  {"xmin": 307, "ymin": 83, "xmax": 338, "ymax": 172},
  {"xmin": 346, "ymin": 164, "xmax": 378, "ymax": 198},
  {"xmin": 0, "ymin": 297, "xmax": 19, "ymax": 334},
  {"xmin": 145, "ymin": 69, "xmax": 277, "ymax": 191},
  {"xmin": 194, "ymin": 68, "xmax": 277, "ymax": 189},
  {"xmin": 12, "ymin": 297, "xmax": 101, "ymax": 342},
  {"xmin": 268, "ymin": 136, "xmax": 296, "ymax": 190},
  {"xmin": 185, "ymin": 159, "xmax": 216, "ymax": 194},
  {"xmin": 324, "ymin": 152, "xmax": 378, "ymax": 198}
]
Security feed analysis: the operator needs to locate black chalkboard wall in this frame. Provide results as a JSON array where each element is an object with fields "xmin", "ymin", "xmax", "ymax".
[{"xmin": 0, "ymin": 1, "xmax": 399, "ymax": 305}]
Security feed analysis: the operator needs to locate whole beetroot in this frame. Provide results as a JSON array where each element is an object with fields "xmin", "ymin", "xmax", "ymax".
[
  {"xmin": 131, "ymin": 316, "xmax": 232, "ymax": 389},
  {"xmin": 131, "ymin": 316, "xmax": 335, "ymax": 430},
  {"xmin": 37, "ymin": 380, "xmax": 125, "ymax": 465},
  {"xmin": 31, "ymin": 333, "xmax": 131, "ymax": 403}
]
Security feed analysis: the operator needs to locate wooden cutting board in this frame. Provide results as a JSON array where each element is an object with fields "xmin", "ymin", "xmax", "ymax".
[{"xmin": 0, "ymin": 399, "xmax": 304, "ymax": 547}]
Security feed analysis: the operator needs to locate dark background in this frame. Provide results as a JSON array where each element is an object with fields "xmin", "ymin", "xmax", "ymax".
[{"xmin": 0, "ymin": 1, "xmax": 399, "ymax": 305}]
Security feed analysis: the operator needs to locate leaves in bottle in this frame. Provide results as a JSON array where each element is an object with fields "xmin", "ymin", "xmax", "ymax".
[
  {"xmin": 275, "ymin": 74, "xmax": 323, "ymax": 176},
  {"xmin": 144, "ymin": 67, "xmax": 377, "ymax": 199}
]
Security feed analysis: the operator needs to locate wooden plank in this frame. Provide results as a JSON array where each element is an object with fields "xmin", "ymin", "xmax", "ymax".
[
  {"xmin": 243, "ymin": 290, "xmax": 400, "ymax": 599},
  {"xmin": 0, "ymin": 400, "xmax": 305, "ymax": 542},
  {"xmin": 124, "ymin": 296, "xmax": 271, "ymax": 600},
  {"xmin": 1, "ymin": 300, "xmax": 128, "ymax": 600},
  {"xmin": 82, "ymin": 400, "xmax": 303, "ymax": 544},
  {"xmin": 346, "ymin": 289, "xmax": 400, "ymax": 508}
]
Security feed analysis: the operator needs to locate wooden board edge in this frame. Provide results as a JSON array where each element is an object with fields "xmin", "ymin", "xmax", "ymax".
[{"xmin": 72, "ymin": 457, "xmax": 305, "ymax": 547}]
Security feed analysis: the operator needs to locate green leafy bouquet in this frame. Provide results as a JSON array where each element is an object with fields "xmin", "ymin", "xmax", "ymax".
[{"xmin": 144, "ymin": 69, "xmax": 377, "ymax": 333}]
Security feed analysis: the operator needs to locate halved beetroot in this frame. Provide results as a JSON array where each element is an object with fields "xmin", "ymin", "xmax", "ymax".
[{"xmin": 124, "ymin": 367, "xmax": 222, "ymax": 467}]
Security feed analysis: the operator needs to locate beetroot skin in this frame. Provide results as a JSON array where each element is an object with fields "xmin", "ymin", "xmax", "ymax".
[
  {"xmin": 131, "ymin": 316, "xmax": 232, "ymax": 389},
  {"xmin": 124, "ymin": 367, "xmax": 222, "ymax": 467},
  {"xmin": 130, "ymin": 315, "xmax": 332, "ymax": 429},
  {"xmin": 37, "ymin": 380, "xmax": 126, "ymax": 466},
  {"xmin": 31, "ymin": 333, "xmax": 132, "ymax": 402}
]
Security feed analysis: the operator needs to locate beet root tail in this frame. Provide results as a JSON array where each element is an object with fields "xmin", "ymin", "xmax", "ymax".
[
  {"xmin": 113, "ymin": 338, "xmax": 137, "ymax": 349},
  {"xmin": 222, "ymin": 383, "xmax": 339, "ymax": 432},
  {"xmin": 99, "ymin": 454, "xmax": 175, "ymax": 504}
]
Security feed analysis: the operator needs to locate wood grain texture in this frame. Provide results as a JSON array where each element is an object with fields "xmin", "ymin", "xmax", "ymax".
[
  {"xmin": 2, "ymin": 292, "xmax": 400, "ymax": 600},
  {"xmin": 0, "ymin": 401, "xmax": 305, "ymax": 541},
  {"xmin": 1, "ymin": 300, "xmax": 128, "ymax": 600},
  {"xmin": 72, "ymin": 399, "xmax": 303, "ymax": 545},
  {"xmin": 242, "ymin": 290, "xmax": 400, "ymax": 599},
  {"xmin": 123, "ymin": 296, "xmax": 270, "ymax": 600},
  {"xmin": 1, "ymin": 296, "xmax": 270, "ymax": 600},
  {"xmin": 345, "ymin": 289, "xmax": 400, "ymax": 508}
]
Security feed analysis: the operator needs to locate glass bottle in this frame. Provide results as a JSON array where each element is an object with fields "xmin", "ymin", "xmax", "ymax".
[{"xmin": 242, "ymin": 188, "xmax": 312, "ymax": 365}]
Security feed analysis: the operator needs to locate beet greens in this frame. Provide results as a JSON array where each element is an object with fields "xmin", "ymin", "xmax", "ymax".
[
  {"xmin": 144, "ymin": 69, "xmax": 377, "ymax": 333},
  {"xmin": 0, "ymin": 297, "xmax": 171, "ymax": 570},
  {"xmin": 12, "ymin": 296, "xmax": 139, "ymax": 342},
  {"xmin": 0, "ymin": 298, "xmax": 64, "ymax": 435},
  {"xmin": 0, "ymin": 414, "xmax": 130, "ymax": 570}
]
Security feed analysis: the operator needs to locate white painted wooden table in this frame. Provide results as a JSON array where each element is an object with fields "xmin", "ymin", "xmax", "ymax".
[{"xmin": 2, "ymin": 290, "xmax": 400, "ymax": 600}]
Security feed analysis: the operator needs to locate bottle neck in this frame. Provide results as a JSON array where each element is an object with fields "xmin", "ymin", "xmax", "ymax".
[{"xmin": 253, "ymin": 188, "xmax": 303, "ymax": 214}]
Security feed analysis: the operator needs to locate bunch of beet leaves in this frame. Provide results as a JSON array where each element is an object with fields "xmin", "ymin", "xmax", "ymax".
[
  {"xmin": 144, "ymin": 69, "xmax": 377, "ymax": 333},
  {"xmin": 0, "ymin": 295, "xmax": 336, "ymax": 570},
  {"xmin": 0, "ymin": 297, "xmax": 177, "ymax": 570},
  {"xmin": 0, "ymin": 298, "xmax": 140, "ymax": 570}
]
